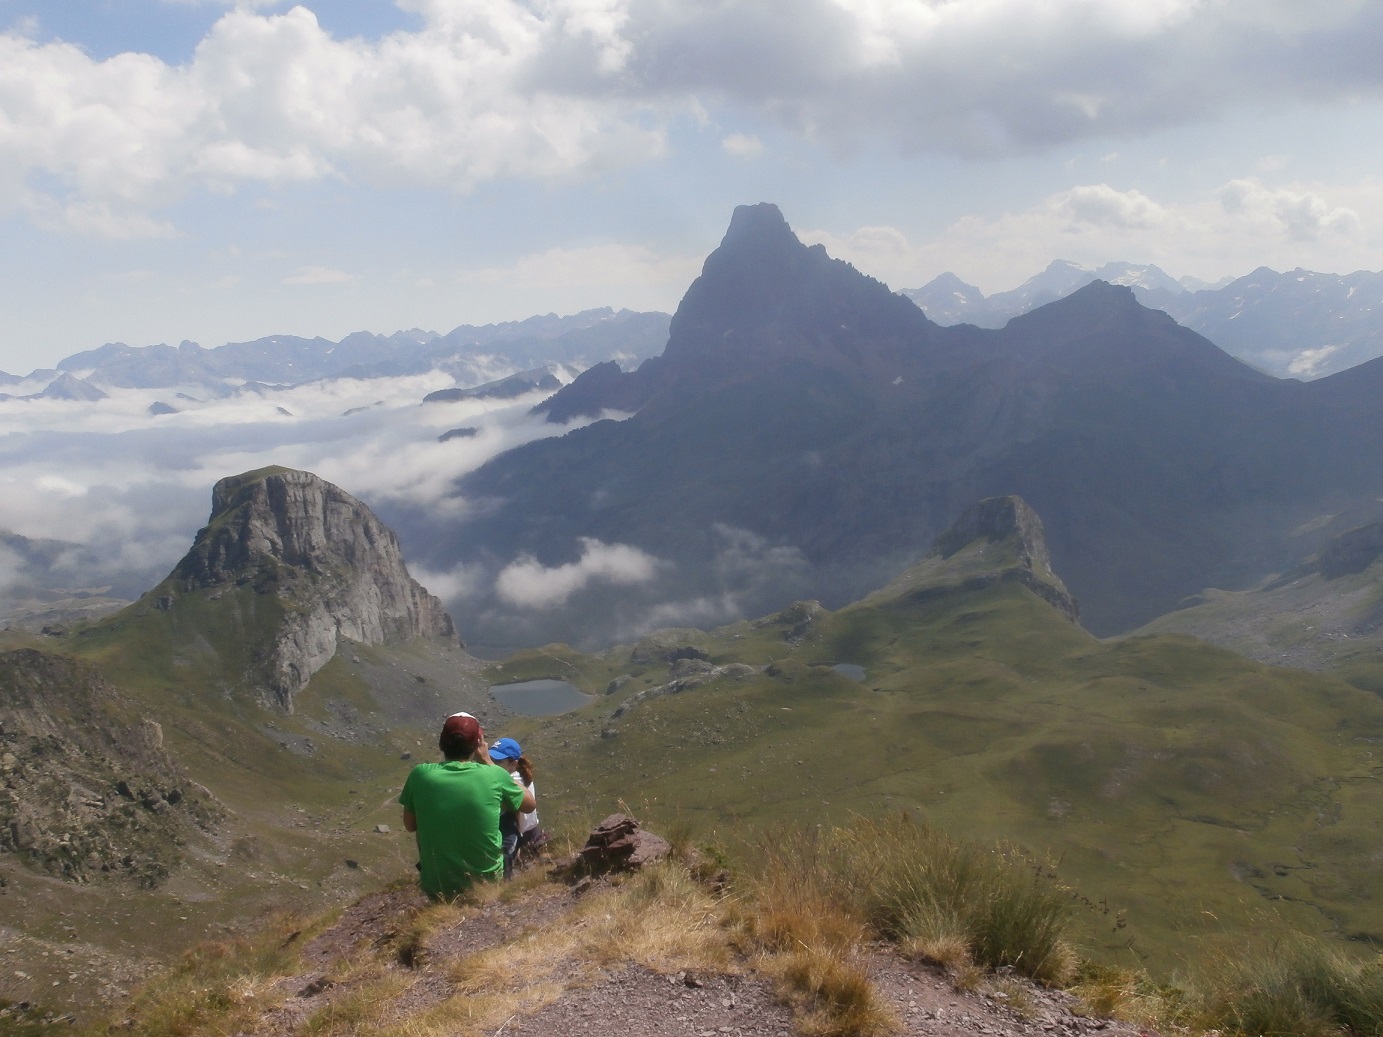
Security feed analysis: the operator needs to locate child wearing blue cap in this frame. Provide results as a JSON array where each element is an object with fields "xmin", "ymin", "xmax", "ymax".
[{"xmin": 488, "ymin": 736, "xmax": 545, "ymax": 877}]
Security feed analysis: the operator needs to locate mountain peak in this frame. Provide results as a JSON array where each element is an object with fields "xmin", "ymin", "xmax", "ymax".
[
  {"xmin": 868, "ymin": 496, "xmax": 1079, "ymax": 621},
  {"xmin": 720, "ymin": 202, "xmax": 796, "ymax": 250},
  {"xmin": 933, "ymin": 496, "xmax": 1056, "ymax": 573},
  {"xmin": 169, "ymin": 467, "xmax": 456, "ymax": 709}
]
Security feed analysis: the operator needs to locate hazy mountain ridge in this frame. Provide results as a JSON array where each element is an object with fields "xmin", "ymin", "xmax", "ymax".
[
  {"xmin": 906, "ymin": 261, "xmax": 1383, "ymax": 379},
  {"xmin": 442, "ymin": 203, "xmax": 1383, "ymax": 647},
  {"xmin": 0, "ymin": 308, "xmax": 669, "ymax": 396}
]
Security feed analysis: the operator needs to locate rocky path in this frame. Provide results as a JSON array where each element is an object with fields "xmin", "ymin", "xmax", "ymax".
[{"xmin": 251, "ymin": 881, "xmax": 1153, "ymax": 1037}]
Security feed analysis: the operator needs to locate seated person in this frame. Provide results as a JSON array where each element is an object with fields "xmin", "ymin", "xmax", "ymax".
[
  {"xmin": 399, "ymin": 712, "xmax": 534, "ymax": 899},
  {"xmin": 489, "ymin": 736, "xmax": 543, "ymax": 877}
]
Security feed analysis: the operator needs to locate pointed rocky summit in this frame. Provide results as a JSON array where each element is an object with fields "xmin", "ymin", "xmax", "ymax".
[
  {"xmin": 167, "ymin": 466, "xmax": 456, "ymax": 709},
  {"xmin": 869, "ymin": 496, "xmax": 1079, "ymax": 622}
]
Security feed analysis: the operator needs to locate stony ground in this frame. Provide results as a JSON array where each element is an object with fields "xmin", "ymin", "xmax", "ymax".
[{"xmin": 242, "ymin": 878, "xmax": 1157, "ymax": 1037}]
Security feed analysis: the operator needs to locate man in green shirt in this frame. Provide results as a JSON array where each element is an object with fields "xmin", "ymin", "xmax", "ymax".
[{"xmin": 400, "ymin": 712, "xmax": 535, "ymax": 899}]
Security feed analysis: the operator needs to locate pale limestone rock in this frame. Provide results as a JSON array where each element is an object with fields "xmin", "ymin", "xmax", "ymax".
[{"xmin": 172, "ymin": 467, "xmax": 456, "ymax": 709}]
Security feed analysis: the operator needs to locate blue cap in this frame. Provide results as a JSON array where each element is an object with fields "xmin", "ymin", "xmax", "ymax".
[{"xmin": 490, "ymin": 737, "xmax": 522, "ymax": 761}]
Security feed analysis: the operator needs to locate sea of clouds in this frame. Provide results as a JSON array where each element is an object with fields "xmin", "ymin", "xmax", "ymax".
[
  {"xmin": 0, "ymin": 370, "xmax": 593, "ymax": 603},
  {"xmin": 0, "ymin": 367, "xmax": 817, "ymax": 650}
]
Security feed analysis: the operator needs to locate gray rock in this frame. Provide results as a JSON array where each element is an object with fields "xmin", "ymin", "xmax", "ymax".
[{"xmin": 170, "ymin": 468, "xmax": 458, "ymax": 709}]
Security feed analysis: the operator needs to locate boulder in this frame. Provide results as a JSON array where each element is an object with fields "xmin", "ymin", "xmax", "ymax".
[{"xmin": 549, "ymin": 813, "xmax": 671, "ymax": 880}]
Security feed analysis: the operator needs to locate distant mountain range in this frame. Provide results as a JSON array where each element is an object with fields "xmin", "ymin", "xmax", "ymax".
[
  {"xmin": 429, "ymin": 203, "xmax": 1383, "ymax": 648},
  {"xmin": 0, "ymin": 308, "xmax": 670, "ymax": 399},
  {"xmin": 9, "ymin": 205, "xmax": 1383, "ymax": 652},
  {"xmin": 904, "ymin": 261, "xmax": 1383, "ymax": 379}
]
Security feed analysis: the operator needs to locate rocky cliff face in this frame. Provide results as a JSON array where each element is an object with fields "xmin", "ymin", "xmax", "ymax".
[
  {"xmin": 871, "ymin": 496, "xmax": 1079, "ymax": 622},
  {"xmin": 171, "ymin": 466, "xmax": 456, "ymax": 709}
]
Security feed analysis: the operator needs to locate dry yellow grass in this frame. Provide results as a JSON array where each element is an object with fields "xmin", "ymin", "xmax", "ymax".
[
  {"xmin": 94, "ymin": 822, "xmax": 1109, "ymax": 1037},
  {"xmin": 901, "ymin": 931, "xmax": 972, "ymax": 971}
]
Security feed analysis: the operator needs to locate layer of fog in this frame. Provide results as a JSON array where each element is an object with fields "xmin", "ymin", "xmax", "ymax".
[{"xmin": 0, "ymin": 369, "xmax": 597, "ymax": 609}]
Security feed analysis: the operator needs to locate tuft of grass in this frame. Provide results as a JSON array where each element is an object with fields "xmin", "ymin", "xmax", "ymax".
[
  {"xmin": 301, "ymin": 972, "xmax": 412, "ymax": 1037},
  {"xmin": 1192, "ymin": 935, "xmax": 1383, "ymax": 1037},
  {"xmin": 739, "ymin": 825, "xmax": 896, "ymax": 1036},
  {"xmin": 849, "ymin": 817, "xmax": 1077, "ymax": 985},
  {"xmin": 118, "ymin": 910, "xmax": 307, "ymax": 1037},
  {"xmin": 1070, "ymin": 962, "xmax": 1185, "ymax": 1027},
  {"xmin": 764, "ymin": 944, "xmax": 897, "ymax": 1037},
  {"xmin": 448, "ymin": 860, "xmax": 733, "ymax": 995},
  {"xmin": 746, "ymin": 816, "xmax": 1077, "ymax": 987}
]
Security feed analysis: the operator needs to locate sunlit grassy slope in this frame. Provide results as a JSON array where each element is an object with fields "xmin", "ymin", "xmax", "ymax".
[
  {"xmin": 25, "ymin": 517, "xmax": 1383, "ymax": 992},
  {"xmin": 12, "ymin": 586, "xmax": 481, "ymax": 1009},
  {"xmin": 496, "ymin": 572, "xmax": 1383, "ymax": 975}
]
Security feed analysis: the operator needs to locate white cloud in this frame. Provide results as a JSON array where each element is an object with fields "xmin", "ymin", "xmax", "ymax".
[
  {"xmin": 721, "ymin": 133, "xmax": 763, "ymax": 157},
  {"xmin": 625, "ymin": 593, "xmax": 743, "ymax": 635},
  {"xmin": 495, "ymin": 537, "xmax": 664, "ymax": 609},
  {"xmin": 1287, "ymin": 344, "xmax": 1343, "ymax": 378},
  {"xmin": 1220, "ymin": 178, "xmax": 1362, "ymax": 241},
  {"xmin": 0, "ymin": 364, "xmax": 595, "ymax": 601},
  {"xmin": 6, "ymin": 1, "xmax": 1383, "ymax": 237},
  {"xmin": 408, "ymin": 562, "xmax": 487, "ymax": 602},
  {"xmin": 460, "ymin": 243, "xmax": 699, "ymax": 318},
  {"xmin": 0, "ymin": 4, "xmax": 665, "ymax": 236},
  {"xmin": 35, "ymin": 474, "xmax": 86, "ymax": 497},
  {"xmin": 1055, "ymin": 184, "xmax": 1168, "ymax": 230},
  {"xmin": 0, "ymin": 544, "xmax": 22, "ymax": 593}
]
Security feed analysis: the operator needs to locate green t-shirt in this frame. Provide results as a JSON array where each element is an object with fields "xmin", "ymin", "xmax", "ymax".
[{"xmin": 399, "ymin": 760, "xmax": 527, "ymax": 899}]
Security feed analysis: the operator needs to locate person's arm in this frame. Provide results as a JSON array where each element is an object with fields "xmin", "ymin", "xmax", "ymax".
[
  {"xmin": 519, "ymin": 787, "xmax": 535, "ymax": 814},
  {"xmin": 402, "ymin": 809, "xmax": 417, "ymax": 832}
]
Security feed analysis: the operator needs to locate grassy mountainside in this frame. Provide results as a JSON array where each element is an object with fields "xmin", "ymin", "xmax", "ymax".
[
  {"xmin": 8, "ymin": 491, "xmax": 1383, "ymax": 1010},
  {"xmin": 495, "ymin": 572, "xmax": 1383, "ymax": 974},
  {"xmin": 0, "ymin": 583, "xmax": 483, "ymax": 1011}
]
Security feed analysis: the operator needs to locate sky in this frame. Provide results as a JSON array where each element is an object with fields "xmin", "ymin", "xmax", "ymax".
[{"xmin": 3, "ymin": 0, "xmax": 1383, "ymax": 375}]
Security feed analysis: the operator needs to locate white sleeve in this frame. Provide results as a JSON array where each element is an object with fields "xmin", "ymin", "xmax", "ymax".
[{"xmin": 519, "ymin": 782, "xmax": 538, "ymax": 832}]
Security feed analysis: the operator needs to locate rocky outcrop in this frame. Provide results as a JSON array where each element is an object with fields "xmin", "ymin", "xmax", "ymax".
[
  {"xmin": 549, "ymin": 813, "xmax": 671, "ymax": 880},
  {"xmin": 754, "ymin": 600, "xmax": 824, "ymax": 643},
  {"xmin": 169, "ymin": 467, "xmax": 456, "ymax": 709},
  {"xmin": 423, "ymin": 365, "xmax": 562, "ymax": 404},
  {"xmin": 0, "ymin": 648, "xmax": 220, "ymax": 885},
  {"xmin": 610, "ymin": 661, "xmax": 757, "ymax": 719},
  {"xmin": 897, "ymin": 496, "xmax": 1079, "ymax": 622},
  {"xmin": 1319, "ymin": 521, "xmax": 1383, "ymax": 579},
  {"xmin": 933, "ymin": 496, "xmax": 1054, "ymax": 572}
]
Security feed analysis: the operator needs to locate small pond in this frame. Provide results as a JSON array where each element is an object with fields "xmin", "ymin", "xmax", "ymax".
[
  {"xmin": 831, "ymin": 663, "xmax": 867, "ymax": 681},
  {"xmin": 489, "ymin": 678, "xmax": 594, "ymax": 716}
]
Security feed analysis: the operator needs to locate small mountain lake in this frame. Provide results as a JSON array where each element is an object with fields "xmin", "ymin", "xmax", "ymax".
[
  {"xmin": 489, "ymin": 679, "xmax": 594, "ymax": 716},
  {"xmin": 831, "ymin": 663, "xmax": 867, "ymax": 681}
]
